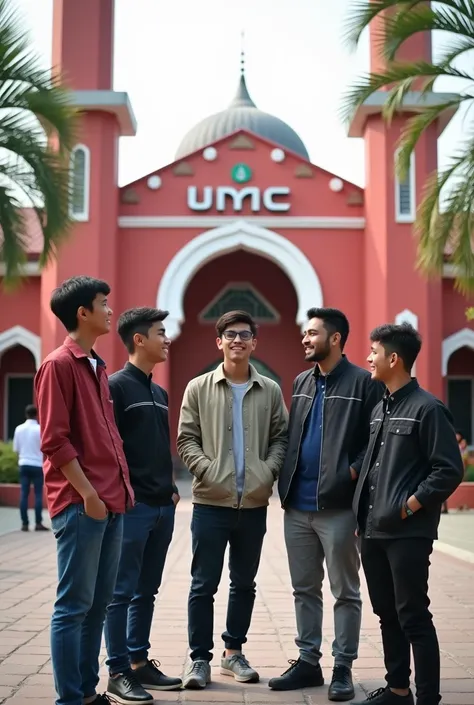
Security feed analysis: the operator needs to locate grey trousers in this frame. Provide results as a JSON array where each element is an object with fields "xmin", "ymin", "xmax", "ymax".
[{"xmin": 284, "ymin": 507, "xmax": 362, "ymax": 667}]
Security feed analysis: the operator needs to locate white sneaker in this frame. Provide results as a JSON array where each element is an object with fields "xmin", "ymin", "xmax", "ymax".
[
  {"xmin": 220, "ymin": 652, "xmax": 259, "ymax": 683},
  {"xmin": 182, "ymin": 659, "xmax": 211, "ymax": 689}
]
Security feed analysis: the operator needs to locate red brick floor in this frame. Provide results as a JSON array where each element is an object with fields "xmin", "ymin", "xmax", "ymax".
[{"xmin": 1, "ymin": 496, "xmax": 474, "ymax": 705}]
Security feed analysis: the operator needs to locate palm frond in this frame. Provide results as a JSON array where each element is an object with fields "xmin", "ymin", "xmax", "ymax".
[{"xmin": 0, "ymin": 0, "xmax": 77, "ymax": 282}]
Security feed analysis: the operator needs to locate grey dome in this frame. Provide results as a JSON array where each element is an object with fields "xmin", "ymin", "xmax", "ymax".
[{"xmin": 175, "ymin": 72, "xmax": 310, "ymax": 161}]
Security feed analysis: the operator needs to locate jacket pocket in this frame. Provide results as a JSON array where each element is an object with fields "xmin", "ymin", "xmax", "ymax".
[
  {"xmin": 244, "ymin": 458, "xmax": 275, "ymax": 503},
  {"xmin": 192, "ymin": 459, "xmax": 233, "ymax": 501}
]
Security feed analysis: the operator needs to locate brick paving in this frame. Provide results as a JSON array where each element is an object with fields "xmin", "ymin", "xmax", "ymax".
[{"xmin": 1, "ymin": 492, "xmax": 474, "ymax": 705}]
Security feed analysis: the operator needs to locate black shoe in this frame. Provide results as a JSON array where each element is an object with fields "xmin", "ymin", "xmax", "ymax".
[
  {"xmin": 329, "ymin": 665, "xmax": 355, "ymax": 701},
  {"xmin": 21, "ymin": 524, "xmax": 28, "ymax": 532},
  {"xmin": 107, "ymin": 670, "xmax": 154, "ymax": 704},
  {"xmin": 352, "ymin": 686, "xmax": 414, "ymax": 705},
  {"xmin": 35, "ymin": 523, "xmax": 50, "ymax": 531},
  {"xmin": 133, "ymin": 659, "xmax": 182, "ymax": 691},
  {"xmin": 268, "ymin": 658, "xmax": 324, "ymax": 691}
]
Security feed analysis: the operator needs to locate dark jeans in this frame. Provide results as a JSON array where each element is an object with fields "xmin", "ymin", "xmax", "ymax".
[
  {"xmin": 50, "ymin": 503, "xmax": 124, "ymax": 705},
  {"xmin": 104, "ymin": 502, "xmax": 175, "ymax": 674},
  {"xmin": 188, "ymin": 504, "xmax": 267, "ymax": 662},
  {"xmin": 19, "ymin": 465, "xmax": 44, "ymax": 526},
  {"xmin": 361, "ymin": 537, "xmax": 440, "ymax": 705}
]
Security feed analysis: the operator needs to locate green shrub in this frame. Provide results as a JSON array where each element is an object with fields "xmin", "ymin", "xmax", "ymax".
[
  {"xmin": 464, "ymin": 465, "xmax": 474, "ymax": 482},
  {"xmin": 0, "ymin": 442, "xmax": 19, "ymax": 483}
]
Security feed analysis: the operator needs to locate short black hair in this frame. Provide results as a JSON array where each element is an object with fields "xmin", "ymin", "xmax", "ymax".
[
  {"xmin": 25, "ymin": 404, "xmax": 37, "ymax": 419},
  {"xmin": 307, "ymin": 307, "xmax": 350, "ymax": 351},
  {"xmin": 215, "ymin": 310, "xmax": 258, "ymax": 338},
  {"xmin": 50, "ymin": 276, "xmax": 110, "ymax": 332},
  {"xmin": 370, "ymin": 322, "xmax": 422, "ymax": 372},
  {"xmin": 117, "ymin": 307, "xmax": 169, "ymax": 353}
]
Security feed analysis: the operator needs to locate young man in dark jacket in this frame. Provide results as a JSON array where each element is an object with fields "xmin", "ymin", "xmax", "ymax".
[
  {"xmin": 104, "ymin": 308, "xmax": 182, "ymax": 702},
  {"xmin": 352, "ymin": 323, "xmax": 464, "ymax": 705},
  {"xmin": 269, "ymin": 308, "xmax": 381, "ymax": 700}
]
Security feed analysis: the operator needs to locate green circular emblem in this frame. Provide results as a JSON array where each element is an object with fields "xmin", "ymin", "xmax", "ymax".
[{"xmin": 231, "ymin": 163, "xmax": 252, "ymax": 184}]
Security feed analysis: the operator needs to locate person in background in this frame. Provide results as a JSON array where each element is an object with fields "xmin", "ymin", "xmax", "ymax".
[
  {"xmin": 104, "ymin": 307, "xmax": 182, "ymax": 703},
  {"xmin": 352, "ymin": 323, "xmax": 464, "ymax": 705},
  {"xmin": 35, "ymin": 276, "xmax": 134, "ymax": 705},
  {"xmin": 270, "ymin": 308, "xmax": 381, "ymax": 700},
  {"xmin": 177, "ymin": 310, "xmax": 288, "ymax": 690},
  {"xmin": 13, "ymin": 404, "xmax": 48, "ymax": 532}
]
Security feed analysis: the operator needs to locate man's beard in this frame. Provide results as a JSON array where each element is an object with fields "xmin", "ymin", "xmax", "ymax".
[{"xmin": 305, "ymin": 339, "xmax": 331, "ymax": 363}]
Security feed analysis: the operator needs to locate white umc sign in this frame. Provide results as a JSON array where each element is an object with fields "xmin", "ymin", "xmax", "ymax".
[{"xmin": 187, "ymin": 186, "xmax": 291, "ymax": 213}]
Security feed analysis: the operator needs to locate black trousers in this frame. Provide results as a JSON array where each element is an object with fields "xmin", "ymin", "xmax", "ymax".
[{"xmin": 361, "ymin": 537, "xmax": 440, "ymax": 705}]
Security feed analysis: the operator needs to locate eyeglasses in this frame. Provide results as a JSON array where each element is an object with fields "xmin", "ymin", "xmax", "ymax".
[{"xmin": 222, "ymin": 330, "xmax": 253, "ymax": 341}]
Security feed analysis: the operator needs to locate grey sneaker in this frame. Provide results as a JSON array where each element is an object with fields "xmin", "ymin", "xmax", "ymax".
[
  {"xmin": 220, "ymin": 652, "xmax": 259, "ymax": 683},
  {"xmin": 182, "ymin": 659, "xmax": 211, "ymax": 689}
]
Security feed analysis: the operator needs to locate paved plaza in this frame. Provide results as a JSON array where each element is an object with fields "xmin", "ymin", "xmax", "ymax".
[{"xmin": 1, "ymin": 490, "xmax": 474, "ymax": 705}]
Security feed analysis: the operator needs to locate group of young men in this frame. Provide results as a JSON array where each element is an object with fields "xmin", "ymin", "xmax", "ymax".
[{"xmin": 34, "ymin": 275, "xmax": 465, "ymax": 705}]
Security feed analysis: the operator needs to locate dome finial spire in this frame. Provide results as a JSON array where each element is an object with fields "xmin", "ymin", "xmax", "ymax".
[{"xmin": 240, "ymin": 30, "xmax": 245, "ymax": 76}]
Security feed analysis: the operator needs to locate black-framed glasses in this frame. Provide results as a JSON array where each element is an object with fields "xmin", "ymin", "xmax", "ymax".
[{"xmin": 222, "ymin": 330, "xmax": 253, "ymax": 341}]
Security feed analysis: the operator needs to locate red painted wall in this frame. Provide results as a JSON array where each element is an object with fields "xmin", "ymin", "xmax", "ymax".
[
  {"xmin": 442, "ymin": 279, "xmax": 474, "ymax": 339},
  {"xmin": 0, "ymin": 278, "xmax": 40, "ymax": 334}
]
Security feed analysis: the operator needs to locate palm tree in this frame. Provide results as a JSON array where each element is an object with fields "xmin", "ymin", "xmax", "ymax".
[
  {"xmin": 0, "ymin": 0, "xmax": 76, "ymax": 287},
  {"xmin": 341, "ymin": 0, "xmax": 474, "ymax": 300}
]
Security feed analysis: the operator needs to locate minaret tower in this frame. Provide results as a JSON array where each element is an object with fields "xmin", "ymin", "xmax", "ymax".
[
  {"xmin": 40, "ymin": 0, "xmax": 136, "ymax": 366},
  {"xmin": 348, "ymin": 2, "xmax": 457, "ymax": 396}
]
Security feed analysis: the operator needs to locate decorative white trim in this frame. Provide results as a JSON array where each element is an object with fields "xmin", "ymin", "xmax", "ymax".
[
  {"xmin": 442, "ymin": 327, "xmax": 474, "ymax": 376},
  {"xmin": 157, "ymin": 219, "xmax": 323, "ymax": 340},
  {"xmin": 0, "ymin": 261, "xmax": 40, "ymax": 276},
  {"xmin": 3, "ymin": 372, "xmax": 35, "ymax": 441},
  {"xmin": 198, "ymin": 281, "xmax": 281, "ymax": 324},
  {"xmin": 69, "ymin": 144, "xmax": 91, "ymax": 222},
  {"xmin": 0, "ymin": 326, "xmax": 41, "ymax": 369},
  {"xmin": 395, "ymin": 151, "xmax": 416, "ymax": 224},
  {"xmin": 118, "ymin": 215, "xmax": 366, "ymax": 230},
  {"xmin": 395, "ymin": 309, "xmax": 419, "ymax": 375}
]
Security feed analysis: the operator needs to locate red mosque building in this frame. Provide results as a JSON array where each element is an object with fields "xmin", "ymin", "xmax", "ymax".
[{"xmin": 0, "ymin": 0, "xmax": 473, "ymax": 455}]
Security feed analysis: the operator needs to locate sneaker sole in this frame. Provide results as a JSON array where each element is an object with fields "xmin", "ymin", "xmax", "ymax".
[
  {"xmin": 328, "ymin": 690, "xmax": 355, "ymax": 702},
  {"xmin": 183, "ymin": 678, "xmax": 210, "ymax": 690},
  {"xmin": 106, "ymin": 692, "xmax": 154, "ymax": 705},
  {"xmin": 220, "ymin": 667, "xmax": 259, "ymax": 683},
  {"xmin": 139, "ymin": 683, "xmax": 183, "ymax": 691},
  {"xmin": 268, "ymin": 678, "xmax": 325, "ymax": 691}
]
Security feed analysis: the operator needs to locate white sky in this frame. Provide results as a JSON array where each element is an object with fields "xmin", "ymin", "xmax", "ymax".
[{"xmin": 12, "ymin": 0, "xmax": 466, "ymax": 189}]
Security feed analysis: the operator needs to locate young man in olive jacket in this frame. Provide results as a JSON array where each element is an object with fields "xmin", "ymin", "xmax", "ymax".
[
  {"xmin": 352, "ymin": 323, "xmax": 464, "ymax": 705},
  {"xmin": 269, "ymin": 308, "xmax": 382, "ymax": 700},
  {"xmin": 177, "ymin": 310, "xmax": 288, "ymax": 690}
]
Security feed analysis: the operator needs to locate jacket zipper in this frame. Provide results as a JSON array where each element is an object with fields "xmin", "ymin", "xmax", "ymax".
[
  {"xmin": 315, "ymin": 390, "xmax": 325, "ymax": 510},
  {"xmin": 283, "ymin": 383, "xmax": 315, "ymax": 505}
]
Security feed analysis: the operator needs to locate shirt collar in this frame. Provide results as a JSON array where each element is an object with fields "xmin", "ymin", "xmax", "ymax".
[
  {"xmin": 25, "ymin": 418, "xmax": 38, "ymax": 425},
  {"xmin": 313, "ymin": 354, "xmax": 349, "ymax": 380},
  {"xmin": 124, "ymin": 361, "xmax": 152, "ymax": 385},
  {"xmin": 384, "ymin": 378, "xmax": 419, "ymax": 405},
  {"xmin": 64, "ymin": 336, "xmax": 106, "ymax": 367},
  {"xmin": 212, "ymin": 362, "xmax": 264, "ymax": 388}
]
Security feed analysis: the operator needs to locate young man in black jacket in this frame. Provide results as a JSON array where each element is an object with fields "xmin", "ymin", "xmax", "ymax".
[
  {"xmin": 269, "ymin": 308, "xmax": 381, "ymax": 699},
  {"xmin": 104, "ymin": 308, "xmax": 182, "ymax": 702},
  {"xmin": 352, "ymin": 323, "xmax": 464, "ymax": 705}
]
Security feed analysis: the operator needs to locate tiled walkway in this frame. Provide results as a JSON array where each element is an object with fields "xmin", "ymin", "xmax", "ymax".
[{"xmin": 1, "ymin": 495, "xmax": 474, "ymax": 705}]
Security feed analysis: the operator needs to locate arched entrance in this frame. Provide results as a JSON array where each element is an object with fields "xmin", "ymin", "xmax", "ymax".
[
  {"xmin": 443, "ymin": 328, "xmax": 474, "ymax": 445},
  {"xmin": 157, "ymin": 219, "xmax": 323, "ymax": 340}
]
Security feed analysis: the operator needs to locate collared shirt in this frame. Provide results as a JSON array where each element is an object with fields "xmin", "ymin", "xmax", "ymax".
[
  {"xmin": 109, "ymin": 362, "xmax": 174, "ymax": 506},
  {"xmin": 34, "ymin": 337, "xmax": 134, "ymax": 519},
  {"xmin": 13, "ymin": 419, "xmax": 42, "ymax": 467}
]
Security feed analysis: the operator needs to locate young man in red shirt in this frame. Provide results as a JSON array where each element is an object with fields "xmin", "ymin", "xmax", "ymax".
[{"xmin": 35, "ymin": 276, "xmax": 134, "ymax": 705}]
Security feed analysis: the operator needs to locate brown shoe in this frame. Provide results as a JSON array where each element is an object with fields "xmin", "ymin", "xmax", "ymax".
[{"xmin": 35, "ymin": 524, "xmax": 49, "ymax": 531}]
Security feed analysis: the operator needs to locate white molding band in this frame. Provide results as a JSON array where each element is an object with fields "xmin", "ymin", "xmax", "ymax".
[
  {"xmin": 0, "ymin": 262, "xmax": 40, "ymax": 276},
  {"xmin": 157, "ymin": 219, "xmax": 323, "ymax": 340},
  {"xmin": 119, "ymin": 215, "xmax": 366, "ymax": 229},
  {"xmin": 442, "ymin": 327, "xmax": 474, "ymax": 376},
  {"xmin": 0, "ymin": 325, "xmax": 41, "ymax": 369}
]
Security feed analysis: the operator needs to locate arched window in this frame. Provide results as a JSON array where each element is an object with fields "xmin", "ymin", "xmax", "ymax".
[
  {"xmin": 199, "ymin": 283, "xmax": 279, "ymax": 323},
  {"xmin": 69, "ymin": 144, "xmax": 90, "ymax": 221},
  {"xmin": 395, "ymin": 150, "xmax": 416, "ymax": 223}
]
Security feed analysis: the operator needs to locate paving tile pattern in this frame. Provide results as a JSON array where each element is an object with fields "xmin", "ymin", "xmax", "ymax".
[{"xmin": 1, "ymin": 495, "xmax": 474, "ymax": 705}]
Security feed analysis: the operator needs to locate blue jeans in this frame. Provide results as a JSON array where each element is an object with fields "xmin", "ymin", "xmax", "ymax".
[
  {"xmin": 104, "ymin": 502, "xmax": 175, "ymax": 674},
  {"xmin": 50, "ymin": 503, "xmax": 124, "ymax": 705},
  {"xmin": 19, "ymin": 465, "xmax": 44, "ymax": 525},
  {"xmin": 188, "ymin": 504, "xmax": 267, "ymax": 662}
]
